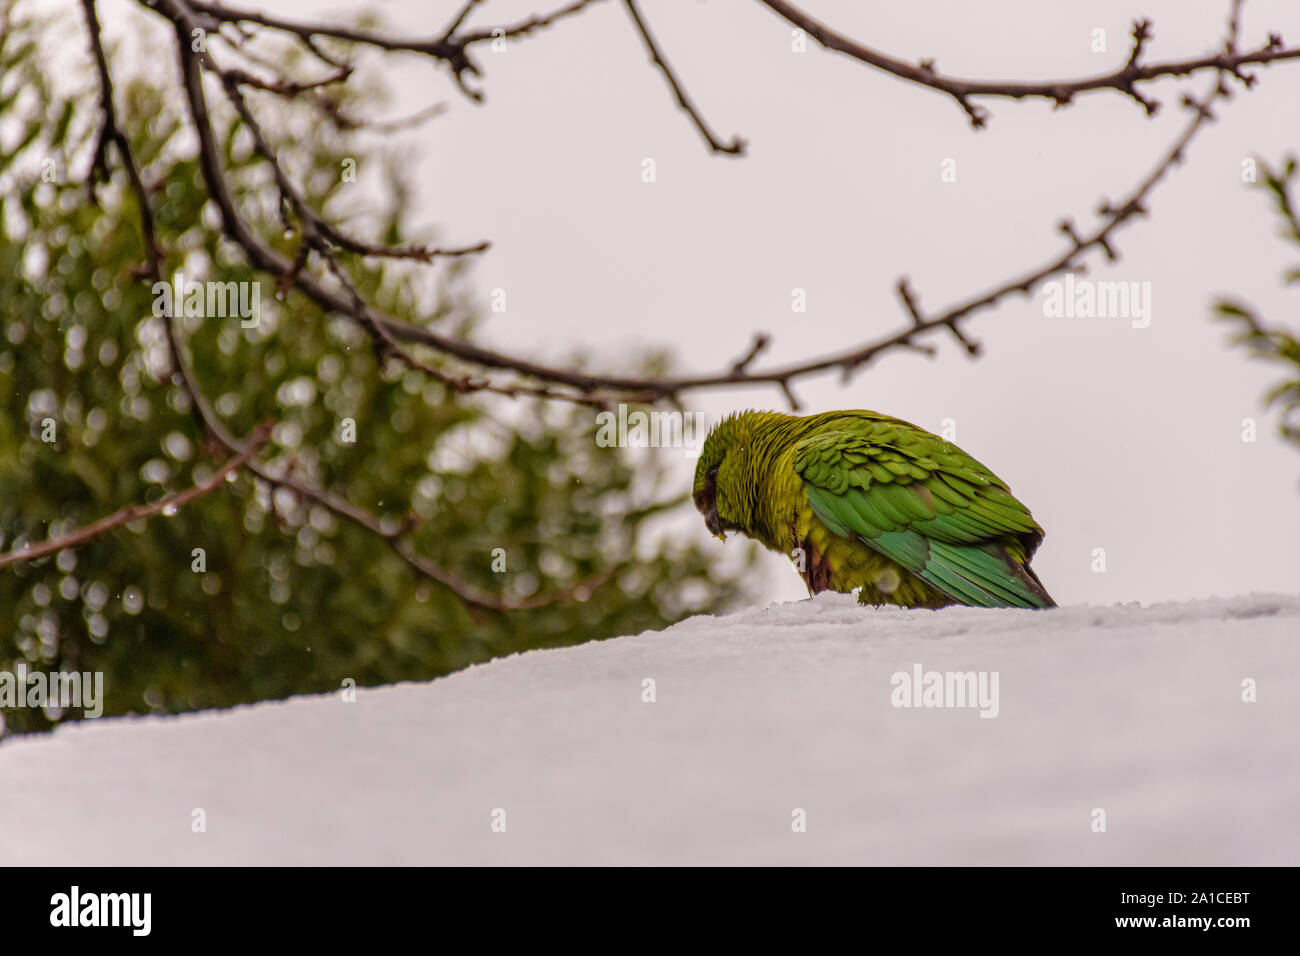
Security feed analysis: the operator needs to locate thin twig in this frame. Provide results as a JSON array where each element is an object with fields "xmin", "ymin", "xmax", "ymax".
[
  {"xmin": 458, "ymin": 0, "xmax": 607, "ymax": 43},
  {"xmin": 757, "ymin": 0, "xmax": 1295, "ymax": 127},
  {"xmin": 77, "ymin": 0, "xmax": 616, "ymax": 610},
  {"xmin": 623, "ymin": 0, "xmax": 745, "ymax": 154},
  {"xmin": 81, "ymin": 0, "xmax": 162, "ymax": 278},
  {"xmin": 0, "ymin": 425, "xmax": 272, "ymax": 570},
  {"xmin": 147, "ymin": 0, "xmax": 1252, "ymax": 410}
]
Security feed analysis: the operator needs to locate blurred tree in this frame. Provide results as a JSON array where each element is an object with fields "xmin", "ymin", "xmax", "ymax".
[
  {"xmin": 1216, "ymin": 157, "xmax": 1300, "ymax": 471},
  {"xmin": 0, "ymin": 2, "xmax": 755, "ymax": 737}
]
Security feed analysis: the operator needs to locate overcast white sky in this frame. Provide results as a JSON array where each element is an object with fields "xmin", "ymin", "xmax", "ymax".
[{"xmin": 95, "ymin": 0, "xmax": 1300, "ymax": 607}]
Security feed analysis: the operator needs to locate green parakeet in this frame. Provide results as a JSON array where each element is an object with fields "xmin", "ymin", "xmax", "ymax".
[{"xmin": 693, "ymin": 410, "xmax": 1055, "ymax": 609}]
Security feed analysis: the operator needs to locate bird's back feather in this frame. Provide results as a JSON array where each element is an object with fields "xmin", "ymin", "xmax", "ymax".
[{"xmin": 792, "ymin": 416, "xmax": 1055, "ymax": 609}]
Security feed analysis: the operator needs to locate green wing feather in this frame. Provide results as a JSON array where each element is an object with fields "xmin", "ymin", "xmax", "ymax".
[{"xmin": 795, "ymin": 422, "xmax": 1055, "ymax": 609}]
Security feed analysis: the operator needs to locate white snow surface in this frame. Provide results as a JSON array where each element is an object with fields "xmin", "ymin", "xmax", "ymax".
[{"xmin": 2, "ymin": 593, "xmax": 1298, "ymax": 866}]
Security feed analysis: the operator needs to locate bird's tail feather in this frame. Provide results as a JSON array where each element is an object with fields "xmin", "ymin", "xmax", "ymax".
[{"xmin": 922, "ymin": 540, "xmax": 1055, "ymax": 609}]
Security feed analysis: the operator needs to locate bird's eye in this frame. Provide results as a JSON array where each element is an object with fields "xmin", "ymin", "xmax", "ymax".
[{"xmin": 706, "ymin": 465, "xmax": 719, "ymax": 481}]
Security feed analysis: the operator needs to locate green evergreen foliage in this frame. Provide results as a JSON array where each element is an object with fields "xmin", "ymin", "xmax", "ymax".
[
  {"xmin": 0, "ymin": 3, "xmax": 755, "ymax": 736},
  {"xmin": 1216, "ymin": 157, "xmax": 1300, "ymax": 461}
]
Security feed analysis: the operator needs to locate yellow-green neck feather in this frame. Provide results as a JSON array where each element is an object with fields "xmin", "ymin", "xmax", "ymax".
[{"xmin": 697, "ymin": 410, "xmax": 879, "ymax": 547}]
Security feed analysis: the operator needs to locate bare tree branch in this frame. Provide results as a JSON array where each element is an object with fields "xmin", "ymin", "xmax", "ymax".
[
  {"xmin": 49, "ymin": 0, "xmax": 1273, "ymax": 610},
  {"xmin": 728, "ymin": 333, "xmax": 772, "ymax": 375},
  {"xmin": 439, "ymin": 0, "xmax": 486, "ymax": 42},
  {"xmin": 623, "ymin": 0, "xmax": 746, "ymax": 155},
  {"xmin": 126, "ymin": 0, "xmax": 1263, "ymax": 410},
  {"xmin": 81, "ymin": 0, "xmax": 162, "ymax": 278},
  {"xmin": 181, "ymin": 0, "xmax": 610, "ymax": 100},
  {"xmin": 68, "ymin": 0, "xmax": 622, "ymax": 611},
  {"xmin": 457, "ymin": 0, "xmax": 607, "ymax": 43},
  {"xmin": 222, "ymin": 63, "xmax": 353, "ymax": 97},
  {"xmin": 161, "ymin": 306, "xmax": 619, "ymax": 612},
  {"xmin": 757, "ymin": 0, "xmax": 1295, "ymax": 127},
  {"xmin": 0, "ymin": 425, "xmax": 272, "ymax": 570},
  {"xmin": 216, "ymin": 66, "xmax": 487, "ymax": 263},
  {"xmin": 148, "ymin": 2, "xmax": 654, "ymax": 407},
  {"xmin": 378, "ymin": 77, "xmax": 1230, "ymax": 406}
]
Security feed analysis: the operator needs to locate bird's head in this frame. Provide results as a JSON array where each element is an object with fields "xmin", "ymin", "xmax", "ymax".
[{"xmin": 692, "ymin": 412, "xmax": 753, "ymax": 541}]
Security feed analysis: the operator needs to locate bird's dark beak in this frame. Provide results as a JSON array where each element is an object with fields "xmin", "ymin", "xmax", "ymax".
[
  {"xmin": 702, "ymin": 504, "xmax": 733, "ymax": 541},
  {"xmin": 695, "ymin": 483, "xmax": 729, "ymax": 541}
]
